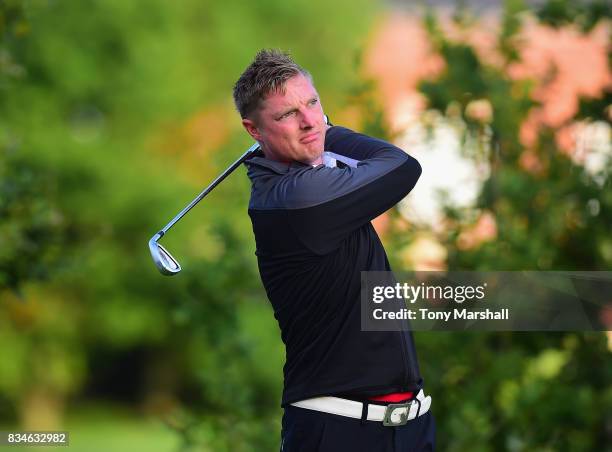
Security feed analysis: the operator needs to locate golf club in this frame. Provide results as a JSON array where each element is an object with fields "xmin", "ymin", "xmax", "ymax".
[
  {"xmin": 149, "ymin": 115, "xmax": 329, "ymax": 275},
  {"xmin": 149, "ymin": 142, "xmax": 260, "ymax": 275}
]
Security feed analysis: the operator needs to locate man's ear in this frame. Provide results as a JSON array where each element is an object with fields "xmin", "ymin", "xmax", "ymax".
[{"xmin": 242, "ymin": 118, "xmax": 262, "ymax": 142}]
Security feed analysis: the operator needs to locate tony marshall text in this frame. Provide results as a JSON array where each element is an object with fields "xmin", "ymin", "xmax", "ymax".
[{"xmin": 372, "ymin": 308, "xmax": 510, "ymax": 321}]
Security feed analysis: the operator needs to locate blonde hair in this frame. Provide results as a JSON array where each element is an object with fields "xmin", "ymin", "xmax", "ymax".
[{"xmin": 233, "ymin": 49, "xmax": 311, "ymax": 119}]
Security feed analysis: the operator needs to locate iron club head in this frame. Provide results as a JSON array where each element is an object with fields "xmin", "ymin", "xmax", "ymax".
[{"xmin": 149, "ymin": 232, "xmax": 181, "ymax": 275}]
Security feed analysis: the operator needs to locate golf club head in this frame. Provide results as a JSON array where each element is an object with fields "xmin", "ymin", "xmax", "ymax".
[
  {"xmin": 148, "ymin": 141, "xmax": 263, "ymax": 276},
  {"xmin": 149, "ymin": 233, "xmax": 181, "ymax": 275}
]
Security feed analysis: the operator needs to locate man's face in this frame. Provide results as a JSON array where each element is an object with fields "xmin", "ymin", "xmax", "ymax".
[{"xmin": 242, "ymin": 74, "xmax": 326, "ymax": 166}]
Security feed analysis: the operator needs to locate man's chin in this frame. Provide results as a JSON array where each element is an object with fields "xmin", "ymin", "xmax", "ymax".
[
  {"xmin": 301, "ymin": 148, "xmax": 324, "ymax": 166},
  {"xmin": 309, "ymin": 139, "xmax": 325, "ymax": 162},
  {"xmin": 310, "ymin": 154, "xmax": 324, "ymax": 166}
]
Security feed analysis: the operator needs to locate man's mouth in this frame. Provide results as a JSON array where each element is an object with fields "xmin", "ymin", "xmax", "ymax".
[{"xmin": 300, "ymin": 131, "xmax": 320, "ymax": 144}]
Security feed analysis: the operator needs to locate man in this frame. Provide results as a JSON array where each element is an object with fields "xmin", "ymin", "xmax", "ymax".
[{"xmin": 234, "ymin": 49, "xmax": 434, "ymax": 451}]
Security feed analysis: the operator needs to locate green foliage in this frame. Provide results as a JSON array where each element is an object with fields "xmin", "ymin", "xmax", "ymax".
[
  {"xmin": 420, "ymin": 43, "xmax": 488, "ymax": 106},
  {"xmin": 0, "ymin": 0, "xmax": 376, "ymax": 448},
  {"xmin": 0, "ymin": 152, "xmax": 67, "ymax": 290},
  {"xmin": 419, "ymin": 12, "xmax": 612, "ymax": 272},
  {"xmin": 400, "ymin": 4, "xmax": 612, "ymax": 451},
  {"xmin": 499, "ymin": 0, "xmax": 528, "ymax": 62},
  {"xmin": 536, "ymin": 0, "xmax": 612, "ymax": 32},
  {"xmin": 420, "ymin": 13, "xmax": 535, "ymax": 161},
  {"xmin": 417, "ymin": 331, "xmax": 611, "ymax": 451},
  {"xmin": 345, "ymin": 50, "xmax": 393, "ymax": 141}
]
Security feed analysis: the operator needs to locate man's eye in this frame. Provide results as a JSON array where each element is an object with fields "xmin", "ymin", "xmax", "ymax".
[
  {"xmin": 280, "ymin": 111, "xmax": 295, "ymax": 120},
  {"xmin": 309, "ymin": 98, "xmax": 318, "ymax": 105}
]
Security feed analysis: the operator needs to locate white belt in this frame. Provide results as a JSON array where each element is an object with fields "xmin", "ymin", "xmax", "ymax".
[{"xmin": 290, "ymin": 389, "xmax": 431, "ymax": 426}]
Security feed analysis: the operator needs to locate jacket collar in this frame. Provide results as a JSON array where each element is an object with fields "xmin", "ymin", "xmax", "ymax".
[
  {"xmin": 245, "ymin": 151, "xmax": 311, "ymax": 177},
  {"xmin": 245, "ymin": 155, "xmax": 291, "ymax": 175}
]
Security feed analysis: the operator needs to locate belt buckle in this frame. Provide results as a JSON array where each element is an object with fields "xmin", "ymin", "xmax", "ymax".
[{"xmin": 382, "ymin": 401, "xmax": 413, "ymax": 426}]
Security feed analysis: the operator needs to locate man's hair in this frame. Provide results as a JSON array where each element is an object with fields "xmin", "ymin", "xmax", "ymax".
[{"xmin": 233, "ymin": 49, "xmax": 311, "ymax": 119}]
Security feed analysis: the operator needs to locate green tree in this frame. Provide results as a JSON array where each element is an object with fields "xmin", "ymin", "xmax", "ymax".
[
  {"xmin": 396, "ymin": 3, "xmax": 611, "ymax": 451},
  {"xmin": 0, "ymin": 0, "xmax": 376, "ymax": 449}
]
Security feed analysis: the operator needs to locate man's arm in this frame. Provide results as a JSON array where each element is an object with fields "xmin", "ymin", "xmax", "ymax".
[
  {"xmin": 324, "ymin": 125, "xmax": 405, "ymax": 161},
  {"xmin": 284, "ymin": 126, "xmax": 422, "ymax": 254}
]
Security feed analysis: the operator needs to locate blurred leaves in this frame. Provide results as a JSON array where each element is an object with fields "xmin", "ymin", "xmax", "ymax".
[
  {"xmin": 0, "ymin": 153, "xmax": 68, "ymax": 290},
  {"xmin": 536, "ymin": 0, "xmax": 611, "ymax": 32},
  {"xmin": 0, "ymin": 0, "xmax": 375, "ymax": 448},
  {"xmin": 397, "ymin": 2, "xmax": 612, "ymax": 451}
]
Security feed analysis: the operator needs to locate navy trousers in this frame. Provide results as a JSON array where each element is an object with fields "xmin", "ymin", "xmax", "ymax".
[{"xmin": 280, "ymin": 404, "xmax": 436, "ymax": 452}]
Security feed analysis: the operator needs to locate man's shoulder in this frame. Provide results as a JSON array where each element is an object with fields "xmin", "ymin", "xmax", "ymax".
[
  {"xmin": 249, "ymin": 164, "xmax": 340, "ymax": 211},
  {"xmin": 325, "ymin": 125, "xmax": 356, "ymax": 145}
]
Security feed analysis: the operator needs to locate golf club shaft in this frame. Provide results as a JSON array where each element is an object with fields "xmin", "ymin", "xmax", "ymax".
[{"xmin": 155, "ymin": 142, "xmax": 260, "ymax": 238}]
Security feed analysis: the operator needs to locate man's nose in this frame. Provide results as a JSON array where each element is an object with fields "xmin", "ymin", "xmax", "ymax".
[{"xmin": 300, "ymin": 109, "xmax": 317, "ymax": 129}]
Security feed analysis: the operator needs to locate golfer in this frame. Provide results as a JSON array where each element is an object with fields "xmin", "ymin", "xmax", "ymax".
[{"xmin": 234, "ymin": 49, "xmax": 434, "ymax": 451}]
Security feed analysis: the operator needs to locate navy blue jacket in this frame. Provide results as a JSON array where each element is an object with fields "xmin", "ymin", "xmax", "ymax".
[{"xmin": 245, "ymin": 125, "xmax": 423, "ymax": 406}]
